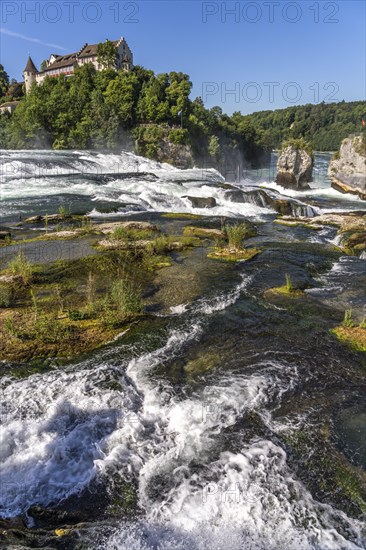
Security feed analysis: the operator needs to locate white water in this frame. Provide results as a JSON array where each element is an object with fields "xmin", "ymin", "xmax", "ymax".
[
  {"xmin": 2, "ymin": 149, "xmax": 360, "ymax": 224},
  {"xmin": 0, "ymin": 273, "xmax": 364, "ymax": 549}
]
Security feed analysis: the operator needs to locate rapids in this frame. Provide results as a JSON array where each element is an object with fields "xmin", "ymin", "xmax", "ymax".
[{"xmin": 0, "ymin": 149, "xmax": 365, "ymax": 549}]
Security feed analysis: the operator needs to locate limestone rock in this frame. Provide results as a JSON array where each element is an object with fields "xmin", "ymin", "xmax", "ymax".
[
  {"xmin": 328, "ymin": 135, "xmax": 366, "ymax": 200},
  {"xmin": 276, "ymin": 145, "xmax": 313, "ymax": 190}
]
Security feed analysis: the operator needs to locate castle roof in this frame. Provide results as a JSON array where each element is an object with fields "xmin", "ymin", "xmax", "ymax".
[
  {"xmin": 40, "ymin": 53, "xmax": 78, "ymax": 73},
  {"xmin": 24, "ymin": 56, "xmax": 37, "ymax": 73},
  {"xmin": 77, "ymin": 40, "xmax": 119, "ymax": 59},
  {"xmin": 38, "ymin": 37, "xmax": 130, "ymax": 74}
]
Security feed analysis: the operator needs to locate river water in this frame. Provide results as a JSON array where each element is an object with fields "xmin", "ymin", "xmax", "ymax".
[{"xmin": 0, "ymin": 150, "xmax": 365, "ymax": 549}]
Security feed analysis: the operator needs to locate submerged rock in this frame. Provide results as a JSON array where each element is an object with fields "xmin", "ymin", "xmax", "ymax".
[
  {"xmin": 0, "ymin": 230, "xmax": 11, "ymax": 240},
  {"xmin": 224, "ymin": 187, "xmax": 317, "ymax": 217},
  {"xmin": 183, "ymin": 226, "xmax": 224, "ymax": 239},
  {"xmin": 277, "ymin": 212, "xmax": 366, "ymax": 255},
  {"xmin": 328, "ymin": 135, "xmax": 366, "ymax": 200},
  {"xmin": 184, "ymin": 196, "xmax": 217, "ymax": 209},
  {"xmin": 97, "ymin": 221, "xmax": 158, "ymax": 234},
  {"xmin": 276, "ymin": 144, "xmax": 313, "ymax": 190}
]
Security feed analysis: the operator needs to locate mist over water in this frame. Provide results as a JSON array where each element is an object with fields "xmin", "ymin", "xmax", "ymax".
[{"xmin": 0, "ymin": 149, "xmax": 365, "ymax": 549}]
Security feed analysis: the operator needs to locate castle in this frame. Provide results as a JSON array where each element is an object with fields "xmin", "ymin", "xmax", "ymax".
[{"xmin": 23, "ymin": 37, "xmax": 133, "ymax": 94}]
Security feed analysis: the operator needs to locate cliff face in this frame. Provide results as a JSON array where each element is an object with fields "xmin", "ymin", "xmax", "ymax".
[
  {"xmin": 276, "ymin": 145, "xmax": 313, "ymax": 190},
  {"xmin": 328, "ymin": 135, "xmax": 366, "ymax": 200}
]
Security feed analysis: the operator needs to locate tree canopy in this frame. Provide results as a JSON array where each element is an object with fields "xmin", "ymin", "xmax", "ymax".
[
  {"xmin": 0, "ymin": 64, "xmax": 265, "ymax": 168},
  {"xmin": 97, "ymin": 40, "xmax": 119, "ymax": 70},
  {"xmin": 240, "ymin": 101, "xmax": 366, "ymax": 151},
  {"xmin": 0, "ymin": 64, "xmax": 9, "ymax": 97}
]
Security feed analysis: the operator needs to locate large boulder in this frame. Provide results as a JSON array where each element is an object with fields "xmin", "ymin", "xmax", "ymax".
[
  {"xmin": 276, "ymin": 145, "xmax": 313, "ymax": 190},
  {"xmin": 328, "ymin": 135, "xmax": 366, "ymax": 200}
]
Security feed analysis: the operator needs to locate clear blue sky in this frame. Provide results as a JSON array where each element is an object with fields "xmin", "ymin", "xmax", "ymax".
[{"xmin": 1, "ymin": 0, "xmax": 365, "ymax": 114}]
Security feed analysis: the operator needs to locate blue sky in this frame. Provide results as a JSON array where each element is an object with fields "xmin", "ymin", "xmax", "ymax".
[{"xmin": 1, "ymin": 0, "xmax": 365, "ymax": 114}]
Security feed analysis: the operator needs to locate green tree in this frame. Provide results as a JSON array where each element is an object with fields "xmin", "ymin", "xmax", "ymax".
[
  {"xmin": 97, "ymin": 40, "xmax": 119, "ymax": 70},
  {"xmin": 0, "ymin": 64, "xmax": 9, "ymax": 96},
  {"xmin": 208, "ymin": 135, "xmax": 220, "ymax": 159}
]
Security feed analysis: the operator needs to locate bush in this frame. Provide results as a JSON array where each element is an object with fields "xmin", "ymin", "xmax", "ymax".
[
  {"xmin": 0, "ymin": 286, "xmax": 13, "ymax": 307},
  {"xmin": 281, "ymin": 138, "xmax": 313, "ymax": 158},
  {"xmin": 68, "ymin": 310, "xmax": 90, "ymax": 321},
  {"xmin": 225, "ymin": 224, "xmax": 248, "ymax": 250},
  {"xmin": 8, "ymin": 252, "xmax": 34, "ymax": 285},
  {"xmin": 109, "ymin": 279, "xmax": 142, "ymax": 316},
  {"xmin": 168, "ymin": 128, "xmax": 189, "ymax": 145},
  {"xmin": 34, "ymin": 314, "xmax": 69, "ymax": 343},
  {"xmin": 285, "ymin": 274, "xmax": 293, "ymax": 292},
  {"xmin": 342, "ymin": 309, "xmax": 355, "ymax": 328}
]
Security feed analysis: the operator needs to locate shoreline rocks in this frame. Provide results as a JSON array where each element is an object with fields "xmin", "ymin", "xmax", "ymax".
[{"xmin": 328, "ymin": 135, "xmax": 366, "ymax": 201}]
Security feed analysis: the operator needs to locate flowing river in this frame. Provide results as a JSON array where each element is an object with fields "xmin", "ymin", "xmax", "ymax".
[{"xmin": 0, "ymin": 150, "xmax": 365, "ymax": 549}]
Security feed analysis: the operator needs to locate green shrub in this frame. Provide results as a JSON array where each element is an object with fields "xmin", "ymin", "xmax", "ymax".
[
  {"xmin": 342, "ymin": 309, "xmax": 355, "ymax": 328},
  {"xmin": 4, "ymin": 315, "xmax": 18, "ymax": 338},
  {"xmin": 285, "ymin": 274, "xmax": 293, "ymax": 292},
  {"xmin": 0, "ymin": 286, "xmax": 13, "ymax": 308},
  {"xmin": 168, "ymin": 128, "xmax": 189, "ymax": 145},
  {"xmin": 109, "ymin": 279, "xmax": 143, "ymax": 316},
  {"xmin": 281, "ymin": 138, "xmax": 313, "ymax": 158},
  {"xmin": 112, "ymin": 227, "xmax": 154, "ymax": 241},
  {"xmin": 146, "ymin": 235, "xmax": 173, "ymax": 255},
  {"xmin": 68, "ymin": 310, "xmax": 90, "ymax": 321},
  {"xmin": 8, "ymin": 252, "xmax": 34, "ymax": 285},
  {"xmin": 58, "ymin": 204, "xmax": 69, "ymax": 217},
  {"xmin": 34, "ymin": 314, "xmax": 68, "ymax": 343},
  {"xmin": 225, "ymin": 224, "xmax": 248, "ymax": 250}
]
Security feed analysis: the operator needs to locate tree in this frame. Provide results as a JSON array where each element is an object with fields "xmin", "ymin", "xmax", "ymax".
[
  {"xmin": 0, "ymin": 64, "xmax": 9, "ymax": 96},
  {"xmin": 97, "ymin": 40, "xmax": 119, "ymax": 70},
  {"xmin": 208, "ymin": 135, "xmax": 220, "ymax": 160},
  {"xmin": 40, "ymin": 60, "xmax": 48, "ymax": 71}
]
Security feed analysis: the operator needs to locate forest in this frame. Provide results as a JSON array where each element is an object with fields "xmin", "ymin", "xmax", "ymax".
[
  {"xmin": 240, "ymin": 101, "xmax": 366, "ymax": 151},
  {"xmin": 0, "ymin": 58, "xmax": 365, "ymax": 161}
]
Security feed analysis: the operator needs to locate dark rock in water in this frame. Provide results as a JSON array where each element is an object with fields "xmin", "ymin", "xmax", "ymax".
[
  {"xmin": 328, "ymin": 135, "xmax": 366, "ymax": 200},
  {"xmin": 27, "ymin": 505, "xmax": 87, "ymax": 528},
  {"xmin": 224, "ymin": 187, "xmax": 316, "ymax": 217},
  {"xmin": 225, "ymin": 188, "xmax": 270, "ymax": 207},
  {"xmin": 184, "ymin": 196, "xmax": 217, "ymax": 208},
  {"xmin": 276, "ymin": 145, "xmax": 313, "ymax": 190},
  {"xmin": 0, "ymin": 229, "xmax": 11, "ymax": 240},
  {"xmin": 272, "ymin": 199, "xmax": 293, "ymax": 216}
]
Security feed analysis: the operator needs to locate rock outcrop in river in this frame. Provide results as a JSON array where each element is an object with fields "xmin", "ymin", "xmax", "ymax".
[
  {"xmin": 328, "ymin": 134, "xmax": 366, "ymax": 200},
  {"xmin": 276, "ymin": 142, "xmax": 313, "ymax": 190}
]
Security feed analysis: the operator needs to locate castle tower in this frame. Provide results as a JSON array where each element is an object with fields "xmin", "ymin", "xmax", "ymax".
[{"xmin": 23, "ymin": 56, "xmax": 38, "ymax": 94}]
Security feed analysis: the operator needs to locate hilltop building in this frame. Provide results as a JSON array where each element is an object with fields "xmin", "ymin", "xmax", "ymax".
[
  {"xmin": 23, "ymin": 37, "xmax": 133, "ymax": 94},
  {"xmin": 0, "ymin": 101, "xmax": 20, "ymax": 114}
]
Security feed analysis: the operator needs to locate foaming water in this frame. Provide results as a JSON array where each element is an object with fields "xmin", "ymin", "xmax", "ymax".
[
  {"xmin": 1, "ymin": 267, "xmax": 364, "ymax": 549},
  {"xmin": 2, "ymin": 149, "xmax": 362, "ymax": 223}
]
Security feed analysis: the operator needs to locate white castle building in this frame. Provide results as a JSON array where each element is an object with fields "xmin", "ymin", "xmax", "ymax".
[{"xmin": 23, "ymin": 37, "xmax": 133, "ymax": 94}]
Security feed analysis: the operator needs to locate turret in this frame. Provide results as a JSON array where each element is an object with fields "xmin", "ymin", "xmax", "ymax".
[{"xmin": 23, "ymin": 56, "xmax": 38, "ymax": 94}]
